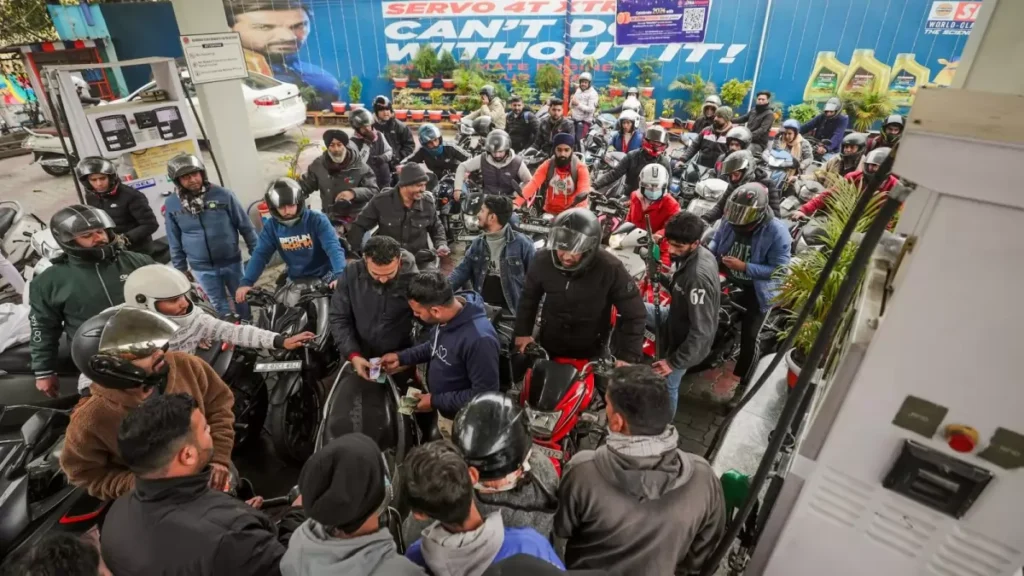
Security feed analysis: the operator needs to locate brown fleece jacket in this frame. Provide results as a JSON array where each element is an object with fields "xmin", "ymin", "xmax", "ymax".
[{"xmin": 59, "ymin": 352, "xmax": 235, "ymax": 501}]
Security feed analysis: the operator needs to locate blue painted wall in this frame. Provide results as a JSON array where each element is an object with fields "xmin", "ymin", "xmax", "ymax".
[
  {"xmin": 99, "ymin": 2, "xmax": 183, "ymax": 93},
  {"xmin": 48, "ymin": 3, "xmax": 109, "ymax": 40}
]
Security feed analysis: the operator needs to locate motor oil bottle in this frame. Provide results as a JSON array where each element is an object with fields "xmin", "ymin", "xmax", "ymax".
[
  {"xmin": 839, "ymin": 49, "xmax": 891, "ymax": 96},
  {"xmin": 888, "ymin": 53, "xmax": 931, "ymax": 106},
  {"xmin": 803, "ymin": 52, "xmax": 847, "ymax": 103}
]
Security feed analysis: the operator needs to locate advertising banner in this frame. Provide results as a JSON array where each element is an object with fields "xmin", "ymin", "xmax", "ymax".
[
  {"xmin": 924, "ymin": 1, "xmax": 981, "ymax": 36},
  {"xmin": 614, "ymin": 0, "xmax": 710, "ymax": 46}
]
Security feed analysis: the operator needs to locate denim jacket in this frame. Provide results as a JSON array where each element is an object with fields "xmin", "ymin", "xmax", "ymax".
[
  {"xmin": 709, "ymin": 217, "xmax": 792, "ymax": 312},
  {"xmin": 448, "ymin": 226, "xmax": 535, "ymax": 314}
]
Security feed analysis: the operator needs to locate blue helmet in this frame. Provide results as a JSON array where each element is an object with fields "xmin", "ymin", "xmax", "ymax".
[
  {"xmin": 782, "ymin": 119, "xmax": 801, "ymax": 132},
  {"xmin": 419, "ymin": 124, "xmax": 444, "ymax": 156}
]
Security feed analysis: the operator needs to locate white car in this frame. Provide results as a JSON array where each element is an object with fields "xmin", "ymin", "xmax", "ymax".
[{"xmin": 115, "ymin": 72, "xmax": 306, "ymax": 140}]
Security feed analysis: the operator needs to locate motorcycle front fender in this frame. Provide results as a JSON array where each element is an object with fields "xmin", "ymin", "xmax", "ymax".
[{"xmin": 268, "ymin": 371, "xmax": 304, "ymax": 407}]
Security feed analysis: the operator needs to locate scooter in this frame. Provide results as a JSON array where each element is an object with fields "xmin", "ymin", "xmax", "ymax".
[
  {"xmin": 0, "ymin": 202, "xmax": 46, "ymax": 296},
  {"xmin": 20, "ymin": 128, "xmax": 75, "ymax": 177},
  {"xmin": 686, "ymin": 177, "xmax": 730, "ymax": 219}
]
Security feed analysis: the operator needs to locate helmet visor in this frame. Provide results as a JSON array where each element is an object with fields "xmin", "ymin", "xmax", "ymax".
[
  {"xmin": 549, "ymin": 226, "xmax": 598, "ymax": 254},
  {"xmin": 98, "ymin": 308, "xmax": 177, "ymax": 360},
  {"xmin": 724, "ymin": 200, "xmax": 762, "ymax": 227}
]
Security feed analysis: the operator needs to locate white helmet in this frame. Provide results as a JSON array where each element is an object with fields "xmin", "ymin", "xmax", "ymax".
[
  {"xmin": 622, "ymin": 98, "xmax": 642, "ymax": 113},
  {"xmin": 618, "ymin": 109, "xmax": 640, "ymax": 131},
  {"xmin": 639, "ymin": 163, "xmax": 669, "ymax": 201},
  {"xmin": 123, "ymin": 264, "xmax": 195, "ymax": 326}
]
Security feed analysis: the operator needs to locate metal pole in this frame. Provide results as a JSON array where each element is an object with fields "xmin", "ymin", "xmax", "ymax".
[
  {"xmin": 645, "ymin": 213, "xmax": 662, "ymax": 359},
  {"xmin": 42, "ymin": 70, "xmax": 85, "ymax": 203},
  {"xmin": 746, "ymin": 0, "xmax": 774, "ymax": 112},
  {"xmin": 179, "ymin": 76, "xmax": 225, "ymax": 186}
]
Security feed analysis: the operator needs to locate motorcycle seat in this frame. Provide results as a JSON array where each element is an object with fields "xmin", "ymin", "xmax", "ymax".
[
  {"xmin": 0, "ymin": 207, "xmax": 17, "ymax": 239},
  {"xmin": 0, "ymin": 340, "xmax": 77, "ymax": 375}
]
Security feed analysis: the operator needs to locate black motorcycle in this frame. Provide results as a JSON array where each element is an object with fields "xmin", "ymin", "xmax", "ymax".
[
  {"xmin": 0, "ymin": 340, "xmax": 80, "ymax": 428},
  {"xmin": 244, "ymin": 280, "xmax": 337, "ymax": 464}
]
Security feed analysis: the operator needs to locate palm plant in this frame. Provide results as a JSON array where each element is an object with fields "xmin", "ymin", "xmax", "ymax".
[
  {"xmin": 670, "ymin": 72, "xmax": 715, "ymax": 118},
  {"xmin": 843, "ymin": 90, "xmax": 897, "ymax": 131}
]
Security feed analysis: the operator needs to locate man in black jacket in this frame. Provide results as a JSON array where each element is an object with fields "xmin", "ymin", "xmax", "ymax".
[
  {"xmin": 373, "ymin": 95, "xmax": 415, "ymax": 170},
  {"xmin": 702, "ymin": 150, "xmax": 781, "ymax": 222},
  {"xmin": 102, "ymin": 393, "xmax": 303, "ymax": 576},
  {"xmin": 734, "ymin": 91, "xmax": 775, "ymax": 154},
  {"xmin": 347, "ymin": 163, "xmax": 449, "ymax": 257},
  {"xmin": 532, "ymin": 97, "xmax": 575, "ymax": 155},
  {"xmin": 402, "ymin": 123, "xmax": 471, "ymax": 177},
  {"xmin": 78, "ymin": 157, "xmax": 159, "ymax": 255},
  {"xmin": 514, "ymin": 209, "xmax": 645, "ymax": 364},
  {"xmin": 506, "ymin": 95, "xmax": 538, "ymax": 153},
  {"xmin": 301, "ymin": 129, "xmax": 379, "ymax": 223},
  {"xmin": 681, "ymin": 106, "xmax": 733, "ymax": 170},
  {"xmin": 592, "ymin": 126, "xmax": 672, "ymax": 197}
]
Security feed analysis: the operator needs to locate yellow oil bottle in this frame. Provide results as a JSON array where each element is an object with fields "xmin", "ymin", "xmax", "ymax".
[
  {"xmin": 888, "ymin": 53, "xmax": 932, "ymax": 106},
  {"xmin": 839, "ymin": 49, "xmax": 891, "ymax": 96},
  {"xmin": 803, "ymin": 52, "xmax": 847, "ymax": 103}
]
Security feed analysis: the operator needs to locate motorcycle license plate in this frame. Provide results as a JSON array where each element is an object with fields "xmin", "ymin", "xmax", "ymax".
[
  {"xmin": 596, "ymin": 205, "xmax": 617, "ymax": 214},
  {"xmin": 254, "ymin": 361, "xmax": 302, "ymax": 373},
  {"xmin": 519, "ymin": 223, "xmax": 549, "ymax": 234},
  {"xmin": 534, "ymin": 444, "xmax": 563, "ymax": 461},
  {"xmin": 457, "ymin": 235, "xmax": 478, "ymax": 242}
]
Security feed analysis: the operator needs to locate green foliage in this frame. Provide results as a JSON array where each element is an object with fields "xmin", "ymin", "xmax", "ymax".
[
  {"xmin": 660, "ymin": 99, "xmax": 681, "ymax": 118},
  {"xmin": 348, "ymin": 77, "xmax": 363, "ymax": 104},
  {"xmin": 510, "ymin": 74, "xmax": 538, "ymax": 104},
  {"xmin": 457, "ymin": 94, "xmax": 483, "ymax": 113},
  {"xmin": 609, "ymin": 61, "xmax": 632, "ymax": 86},
  {"xmin": 642, "ymin": 99, "xmax": 656, "ymax": 121},
  {"xmin": 0, "ymin": 0, "xmax": 56, "ymax": 44},
  {"xmin": 787, "ymin": 102, "xmax": 819, "ymax": 124},
  {"xmin": 635, "ymin": 57, "xmax": 662, "ymax": 86},
  {"xmin": 720, "ymin": 78, "xmax": 753, "ymax": 109},
  {"xmin": 580, "ymin": 57, "xmax": 599, "ymax": 74},
  {"xmin": 437, "ymin": 49, "xmax": 458, "ymax": 77},
  {"xmin": 279, "ymin": 132, "xmax": 320, "ymax": 180},
  {"xmin": 412, "ymin": 44, "xmax": 439, "ymax": 79},
  {"xmin": 299, "ymin": 85, "xmax": 323, "ymax": 108},
  {"xmin": 429, "ymin": 89, "xmax": 445, "ymax": 107},
  {"xmin": 535, "ymin": 64, "xmax": 562, "ymax": 95},
  {"xmin": 453, "ymin": 68, "xmax": 486, "ymax": 95},
  {"xmin": 669, "ymin": 72, "xmax": 711, "ymax": 119},
  {"xmin": 392, "ymin": 89, "xmax": 416, "ymax": 109},
  {"xmin": 383, "ymin": 63, "xmax": 406, "ymax": 80},
  {"xmin": 843, "ymin": 90, "xmax": 897, "ymax": 132}
]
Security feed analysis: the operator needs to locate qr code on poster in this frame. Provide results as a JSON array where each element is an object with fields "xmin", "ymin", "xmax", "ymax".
[{"xmin": 682, "ymin": 7, "xmax": 706, "ymax": 32}]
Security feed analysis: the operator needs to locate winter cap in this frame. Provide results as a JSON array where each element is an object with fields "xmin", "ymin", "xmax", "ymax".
[
  {"xmin": 715, "ymin": 106, "xmax": 734, "ymax": 121},
  {"xmin": 397, "ymin": 162, "xmax": 430, "ymax": 187},
  {"xmin": 298, "ymin": 434, "xmax": 385, "ymax": 533},
  {"xmin": 324, "ymin": 129, "xmax": 349, "ymax": 147},
  {"xmin": 552, "ymin": 132, "xmax": 575, "ymax": 149}
]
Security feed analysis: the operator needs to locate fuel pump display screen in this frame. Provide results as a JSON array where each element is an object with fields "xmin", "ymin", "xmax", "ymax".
[
  {"xmin": 95, "ymin": 114, "xmax": 136, "ymax": 152},
  {"xmin": 154, "ymin": 106, "xmax": 187, "ymax": 140}
]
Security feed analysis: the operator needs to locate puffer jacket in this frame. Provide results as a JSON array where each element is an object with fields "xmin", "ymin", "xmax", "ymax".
[
  {"xmin": 85, "ymin": 183, "xmax": 158, "ymax": 248},
  {"xmin": 347, "ymin": 188, "xmax": 448, "ymax": 254},
  {"xmin": 702, "ymin": 167, "xmax": 781, "ymax": 223},
  {"xmin": 352, "ymin": 130, "xmax": 394, "ymax": 189},
  {"xmin": 302, "ymin": 146, "xmax": 379, "ymax": 219},
  {"xmin": 163, "ymin": 185, "xmax": 259, "ymax": 272},
  {"xmin": 374, "ymin": 117, "xmax": 416, "ymax": 163},
  {"xmin": 465, "ymin": 98, "xmax": 507, "ymax": 130},
  {"xmin": 506, "ymin": 110, "xmax": 539, "ymax": 152},
  {"xmin": 570, "ymin": 87, "xmax": 599, "ymax": 123},
  {"xmin": 682, "ymin": 124, "xmax": 732, "ymax": 169},
  {"xmin": 592, "ymin": 148, "xmax": 672, "ymax": 198}
]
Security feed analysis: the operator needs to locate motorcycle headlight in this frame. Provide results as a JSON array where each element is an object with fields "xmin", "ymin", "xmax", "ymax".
[
  {"xmin": 525, "ymin": 407, "xmax": 561, "ymax": 439},
  {"xmin": 463, "ymin": 214, "xmax": 479, "ymax": 231},
  {"xmin": 608, "ymin": 233, "xmax": 624, "ymax": 250}
]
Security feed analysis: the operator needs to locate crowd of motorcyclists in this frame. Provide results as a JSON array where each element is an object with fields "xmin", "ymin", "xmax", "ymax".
[{"xmin": 4, "ymin": 71, "xmax": 906, "ymax": 576}]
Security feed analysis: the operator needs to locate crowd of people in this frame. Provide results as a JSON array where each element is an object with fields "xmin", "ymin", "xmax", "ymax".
[{"xmin": 3, "ymin": 71, "xmax": 906, "ymax": 576}]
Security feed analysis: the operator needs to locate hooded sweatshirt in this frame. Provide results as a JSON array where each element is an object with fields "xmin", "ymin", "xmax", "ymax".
[
  {"xmin": 396, "ymin": 291, "xmax": 500, "ymax": 418},
  {"xmin": 281, "ymin": 521, "xmax": 426, "ymax": 576},
  {"xmin": 241, "ymin": 209, "xmax": 346, "ymax": 287},
  {"xmin": 406, "ymin": 513, "xmax": 564, "ymax": 576},
  {"xmin": 554, "ymin": 427, "xmax": 727, "ymax": 575}
]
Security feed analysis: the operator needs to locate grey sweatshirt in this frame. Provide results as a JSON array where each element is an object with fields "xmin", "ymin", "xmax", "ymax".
[
  {"xmin": 419, "ymin": 512, "xmax": 506, "ymax": 576},
  {"xmin": 280, "ymin": 520, "xmax": 426, "ymax": 576}
]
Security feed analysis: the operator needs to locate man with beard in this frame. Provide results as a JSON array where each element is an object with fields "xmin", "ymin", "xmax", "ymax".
[
  {"xmin": 301, "ymin": 129, "xmax": 378, "ymax": 225},
  {"xmin": 347, "ymin": 163, "xmax": 449, "ymax": 257},
  {"xmin": 77, "ymin": 157, "xmax": 159, "ymax": 257},
  {"xmin": 681, "ymin": 106, "xmax": 734, "ymax": 170},
  {"xmin": 349, "ymin": 107, "xmax": 394, "ymax": 189},
  {"xmin": 518, "ymin": 133, "xmax": 591, "ymax": 215},
  {"xmin": 224, "ymin": 0, "xmax": 340, "ymax": 110},
  {"xmin": 733, "ymin": 91, "xmax": 775, "ymax": 154},
  {"xmin": 505, "ymin": 95, "xmax": 538, "ymax": 153},
  {"xmin": 372, "ymin": 95, "xmax": 416, "ymax": 170},
  {"xmin": 591, "ymin": 126, "xmax": 672, "ymax": 196},
  {"xmin": 163, "ymin": 154, "xmax": 258, "ymax": 319},
  {"xmin": 29, "ymin": 205, "xmax": 154, "ymax": 397},
  {"xmin": 60, "ymin": 308, "xmax": 237, "ymax": 501},
  {"xmin": 532, "ymin": 96, "xmax": 574, "ymax": 155}
]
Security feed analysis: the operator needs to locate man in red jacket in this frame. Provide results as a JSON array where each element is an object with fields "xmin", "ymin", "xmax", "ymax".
[
  {"xmin": 625, "ymin": 164, "xmax": 680, "ymax": 265},
  {"xmin": 791, "ymin": 147, "xmax": 898, "ymax": 220}
]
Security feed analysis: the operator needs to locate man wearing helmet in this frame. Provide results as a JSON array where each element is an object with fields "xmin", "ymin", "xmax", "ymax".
[
  {"xmin": 464, "ymin": 84, "xmax": 506, "ymax": 130},
  {"xmin": 609, "ymin": 110, "xmax": 643, "ymax": 153},
  {"xmin": 691, "ymin": 94, "xmax": 722, "ymax": 134},
  {"xmin": 800, "ymin": 96, "xmax": 849, "ymax": 156},
  {"xmin": 163, "ymin": 153, "xmax": 258, "ymax": 319},
  {"xmin": 719, "ymin": 125, "xmax": 754, "ymax": 166},
  {"xmin": 570, "ymin": 72, "xmax": 599, "ymax": 147},
  {"xmin": 867, "ymin": 114, "xmax": 904, "ymax": 152},
  {"xmin": 78, "ymin": 157, "xmax": 159, "ymax": 257},
  {"xmin": 532, "ymin": 97, "xmax": 575, "ymax": 155},
  {"xmin": 301, "ymin": 129, "xmax": 378, "ymax": 228},
  {"xmin": 625, "ymin": 163, "xmax": 680, "ymax": 266},
  {"xmin": 347, "ymin": 163, "xmax": 449, "ymax": 257},
  {"xmin": 454, "ymin": 129, "xmax": 532, "ymax": 201},
  {"xmin": 704, "ymin": 149, "xmax": 781, "ymax": 223},
  {"xmin": 514, "ymin": 208, "xmax": 646, "ymax": 364},
  {"xmin": 372, "ymin": 95, "xmax": 415, "ymax": 167},
  {"xmin": 349, "ymin": 107, "xmax": 394, "ymax": 189},
  {"xmin": 236, "ymin": 178, "xmax": 346, "ymax": 303},
  {"xmin": 402, "ymin": 123, "xmax": 471, "ymax": 177},
  {"xmin": 402, "ymin": 393, "xmax": 559, "ymax": 543},
  {"xmin": 733, "ymin": 90, "xmax": 775, "ymax": 153},
  {"xmin": 710, "ymin": 184, "xmax": 791, "ymax": 391},
  {"xmin": 518, "ymin": 133, "xmax": 591, "ymax": 215},
  {"xmin": 505, "ymin": 95, "xmax": 538, "ymax": 153},
  {"xmin": 809, "ymin": 132, "xmax": 868, "ymax": 183},
  {"xmin": 29, "ymin": 205, "xmax": 154, "ymax": 398},
  {"xmin": 681, "ymin": 106, "xmax": 735, "ymax": 170},
  {"xmin": 60, "ymin": 308, "xmax": 237, "ymax": 500},
  {"xmin": 792, "ymin": 147, "xmax": 900, "ymax": 224},
  {"xmin": 592, "ymin": 126, "xmax": 672, "ymax": 197}
]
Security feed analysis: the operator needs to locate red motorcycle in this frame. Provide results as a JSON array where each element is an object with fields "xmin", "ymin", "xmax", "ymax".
[{"xmin": 518, "ymin": 345, "xmax": 612, "ymax": 476}]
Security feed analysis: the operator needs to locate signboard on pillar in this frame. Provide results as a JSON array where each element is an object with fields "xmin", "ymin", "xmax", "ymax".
[{"xmin": 179, "ymin": 32, "xmax": 249, "ymax": 84}]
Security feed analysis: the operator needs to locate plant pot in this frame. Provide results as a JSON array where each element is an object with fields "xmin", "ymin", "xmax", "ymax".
[
  {"xmin": 394, "ymin": 109, "xmax": 409, "ymax": 121},
  {"xmin": 442, "ymin": 78, "xmax": 455, "ymax": 90},
  {"xmin": 448, "ymin": 111, "xmax": 462, "ymax": 122},
  {"xmin": 641, "ymin": 86, "xmax": 655, "ymax": 98},
  {"xmin": 330, "ymin": 102, "xmax": 346, "ymax": 114},
  {"xmin": 410, "ymin": 110, "xmax": 425, "ymax": 121},
  {"xmin": 659, "ymin": 117, "xmax": 674, "ymax": 129},
  {"xmin": 419, "ymin": 78, "xmax": 435, "ymax": 89},
  {"xmin": 393, "ymin": 77, "xmax": 409, "ymax": 89},
  {"xmin": 784, "ymin": 348, "xmax": 822, "ymax": 389},
  {"xmin": 350, "ymin": 103, "xmax": 365, "ymax": 111},
  {"xmin": 428, "ymin": 110, "xmax": 443, "ymax": 121},
  {"xmin": 609, "ymin": 86, "xmax": 624, "ymax": 97}
]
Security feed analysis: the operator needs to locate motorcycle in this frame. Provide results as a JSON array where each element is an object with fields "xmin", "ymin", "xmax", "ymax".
[
  {"xmin": 0, "ymin": 202, "xmax": 46, "ymax": 297},
  {"xmin": 518, "ymin": 344, "xmax": 611, "ymax": 476},
  {"xmin": 591, "ymin": 150, "xmax": 627, "ymax": 199},
  {"xmin": 591, "ymin": 193, "xmax": 629, "ymax": 245},
  {"xmin": 21, "ymin": 128, "xmax": 75, "ymax": 177},
  {"xmin": 686, "ymin": 177, "xmax": 730, "ymax": 219},
  {"xmin": 453, "ymin": 182, "xmax": 484, "ymax": 244},
  {"xmin": 194, "ymin": 327, "xmax": 269, "ymax": 450},
  {"xmin": 244, "ymin": 280, "xmax": 337, "ymax": 464},
  {"xmin": 779, "ymin": 179, "xmax": 824, "ymax": 219},
  {"xmin": 433, "ymin": 173, "xmax": 458, "ymax": 243},
  {"xmin": 457, "ymin": 118, "xmax": 489, "ymax": 155}
]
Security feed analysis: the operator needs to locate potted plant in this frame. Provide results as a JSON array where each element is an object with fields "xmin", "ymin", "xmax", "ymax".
[
  {"xmin": 428, "ymin": 89, "xmax": 445, "ymax": 121},
  {"xmin": 535, "ymin": 63, "xmax": 561, "ymax": 97},
  {"xmin": 438, "ymin": 49, "xmax": 458, "ymax": 89},
  {"xmin": 393, "ymin": 88, "xmax": 415, "ymax": 121},
  {"xmin": 659, "ymin": 99, "xmax": 676, "ymax": 128},
  {"xmin": 773, "ymin": 173, "xmax": 891, "ymax": 387},
  {"xmin": 413, "ymin": 44, "xmax": 439, "ymax": 89},
  {"xmin": 787, "ymin": 102, "xmax": 819, "ymax": 124},
  {"xmin": 448, "ymin": 110, "xmax": 462, "ymax": 122},
  {"xmin": 384, "ymin": 63, "xmax": 408, "ymax": 89},
  {"xmin": 669, "ymin": 72, "xmax": 711, "ymax": 119},
  {"xmin": 635, "ymin": 57, "xmax": 661, "ymax": 97},
  {"xmin": 348, "ymin": 77, "xmax": 363, "ymax": 109},
  {"xmin": 454, "ymin": 68, "xmax": 485, "ymax": 95},
  {"xmin": 608, "ymin": 61, "xmax": 631, "ymax": 97},
  {"xmin": 720, "ymin": 78, "xmax": 753, "ymax": 109},
  {"xmin": 843, "ymin": 89, "xmax": 897, "ymax": 131}
]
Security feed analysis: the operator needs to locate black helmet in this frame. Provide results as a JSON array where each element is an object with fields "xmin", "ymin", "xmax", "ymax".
[
  {"xmin": 863, "ymin": 147, "xmax": 891, "ymax": 174},
  {"xmin": 265, "ymin": 177, "xmax": 306, "ymax": 226},
  {"xmin": 725, "ymin": 126, "xmax": 753, "ymax": 150},
  {"xmin": 548, "ymin": 208, "xmax": 601, "ymax": 273},
  {"xmin": 484, "ymin": 130, "xmax": 511, "ymax": 161},
  {"xmin": 841, "ymin": 132, "xmax": 868, "ymax": 155},
  {"xmin": 480, "ymin": 85, "xmax": 496, "ymax": 100},
  {"xmin": 472, "ymin": 116, "xmax": 493, "ymax": 137},
  {"xmin": 644, "ymin": 125, "xmax": 670, "ymax": 145},
  {"xmin": 349, "ymin": 107, "xmax": 374, "ymax": 130},
  {"xmin": 453, "ymin": 393, "xmax": 531, "ymax": 481},
  {"xmin": 724, "ymin": 183, "xmax": 770, "ymax": 231},
  {"xmin": 49, "ymin": 205, "xmax": 118, "ymax": 262},
  {"xmin": 72, "ymin": 307, "xmax": 178, "ymax": 391},
  {"xmin": 881, "ymin": 114, "xmax": 904, "ymax": 144},
  {"xmin": 418, "ymin": 123, "xmax": 443, "ymax": 146},
  {"xmin": 721, "ymin": 150, "xmax": 755, "ymax": 185},
  {"xmin": 166, "ymin": 153, "xmax": 207, "ymax": 190},
  {"xmin": 372, "ymin": 95, "xmax": 392, "ymax": 113},
  {"xmin": 76, "ymin": 157, "xmax": 120, "ymax": 195}
]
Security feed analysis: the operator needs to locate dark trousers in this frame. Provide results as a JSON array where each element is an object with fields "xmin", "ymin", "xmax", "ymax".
[
  {"xmin": 574, "ymin": 120, "xmax": 591, "ymax": 151},
  {"xmin": 734, "ymin": 287, "xmax": 767, "ymax": 380}
]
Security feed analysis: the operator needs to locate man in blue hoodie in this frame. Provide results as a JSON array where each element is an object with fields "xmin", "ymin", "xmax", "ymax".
[
  {"xmin": 799, "ymin": 97, "xmax": 849, "ymax": 157},
  {"xmin": 235, "ymin": 178, "xmax": 346, "ymax": 303},
  {"xmin": 381, "ymin": 271, "xmax": 500, "ymax": 428},
  {"xmin": 164, "ymin": 154, "xmax": 258, "ymax": 319}
]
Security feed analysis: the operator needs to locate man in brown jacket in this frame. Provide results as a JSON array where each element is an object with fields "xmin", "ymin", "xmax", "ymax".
[
  {"xmin": 554, "ymin": 365, "xmax": 726, "ymax": 575},
  {"xmin": 61, "ymin": 307, "xmax": 235, "ymax": 501}
]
